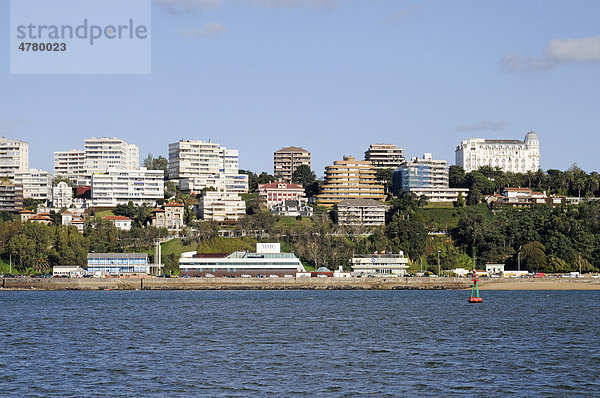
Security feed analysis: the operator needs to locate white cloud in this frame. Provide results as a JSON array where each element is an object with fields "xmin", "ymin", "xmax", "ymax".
[
  {"xmin": 501, "ymin": 35, "xmax": 600, "ymax": 72},
  {"xmin": 181, "ymin": 22, "xmax": 228, "ymax": 39},
  {"xmin": 457, "ymin": 120, "xmax": 508, "ymax": 133}
]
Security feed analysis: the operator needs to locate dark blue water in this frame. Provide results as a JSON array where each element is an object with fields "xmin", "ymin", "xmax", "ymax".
[{"xmin": 0, "ymin": 290, "xmax": 598, "ymax": 396}]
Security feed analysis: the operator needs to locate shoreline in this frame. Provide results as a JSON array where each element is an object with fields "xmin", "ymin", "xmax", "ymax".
[{"xmin": 1, "ymin": 277, "xmax": 599, "ymax": 291}]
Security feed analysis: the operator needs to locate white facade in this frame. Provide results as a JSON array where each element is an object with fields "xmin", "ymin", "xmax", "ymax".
[
  {"xmin": 455, "ymin": 131, "xmax": 540, "ymax": 173},
  {"xmin": 197, "ymin": 190, "xmax": 246, "ymax": 222},
  {"xmin": 85, "ymin": 137, "xmax": 139, "ymax": 174},
  {"xmin": 179, "ymin": 173, "xmax": 249, "ymax": 194},
  {"xmin": 351, "ymin": 253, "xmax": 409, "ymax": 275},
  {"xmin": 258, "ymin": 182, "xmax": 306, "ymax": 207},
  {"xmin": 104, "ymin": 216, "xmax": 133, "ymax": 231},
  {"xmin": 54, "ymin": 137, "xmax": 139, "ymax": 182},
  {"xmin": 336, "ymin": 199, "xmax": 386, "ymax": 226},
  {"xmin": 14, "ymin": 169, "xmax": 51, "ymax": 201},
  {"xmin": 52, "ymin": 181, "xmax": 73, "ymax": 208},
  {"xmin": 408, "ymin": 187, "xmax": 469, "ymax": 202},
  {"xmin": 53, "ymin": 149, "xmax": 86, "ymax": 182},
  {"xmin": 91, "ymin": 168, "xmax": 164, "ymax": 207},
  {"xmin": 169, "ymin": 139, "xmax": 247, "ymax": 193},
  {"xmin": 0, "ymin": 137, "xmax": 28, "ymax": 178}
]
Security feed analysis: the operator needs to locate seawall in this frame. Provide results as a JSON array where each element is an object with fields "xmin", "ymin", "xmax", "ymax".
[{"xmin": 2, "ymin": 277, "xmax": 600, "ymax": 291}]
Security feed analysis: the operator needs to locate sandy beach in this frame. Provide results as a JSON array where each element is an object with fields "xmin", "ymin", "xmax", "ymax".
[{"xmin": 478, "ymin": 278, "xmax": 600, "ymax": 290}]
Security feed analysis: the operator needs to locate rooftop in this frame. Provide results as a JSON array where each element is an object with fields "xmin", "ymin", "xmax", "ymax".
[
  {"xmin": 275, "ymin": 146, "xmax": 309, "ymax": 153},
  {"xmin": 337, "ymin": 199, "xmax": 385, "ymax": 207}
]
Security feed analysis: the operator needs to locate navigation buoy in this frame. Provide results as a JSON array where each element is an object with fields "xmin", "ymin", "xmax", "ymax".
[{"xmin": 468, "ymin": 269, "xmax": 483, "ymax": 303}]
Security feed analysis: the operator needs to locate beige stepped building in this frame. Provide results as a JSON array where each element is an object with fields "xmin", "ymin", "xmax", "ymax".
[
  {"xmin": 274, "ymin": 146, "xmax": 311, "ymax": 181},
  {"xmin": 316, "ymin": 156, "xmax": 385, "ymax": 207},
  {"xmin": 364, "ymin": 144, "xmax": 405, "ymax": 170}
]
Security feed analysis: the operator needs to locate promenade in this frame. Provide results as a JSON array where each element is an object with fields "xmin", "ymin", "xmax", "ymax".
[{"xmin": 2, "ymin": 277, "xmax": 600, "ymax": 291}]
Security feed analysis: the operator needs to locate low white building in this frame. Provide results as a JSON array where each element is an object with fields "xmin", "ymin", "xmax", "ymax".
[
  {"xmin": 53, "ymin": 265, "xmax": 87, "ymax": 277},
  {"xmin": 179, "ymin": 173, "xmax": 249, "ymax": 194},
  {"xmin": 91, "ymin": 168, "xmax": 164, "ymax": 207},
  {"xmin": 62, "ymin": 209, "xmax": 86, "ymax": 233},
  {"xmin": 103, "ymin": 215, "xmax": 133, "ymax": 230},
  {"xmin": 351, "ymin": 253, "xmax": 409, "ymax": 276},
  {"xmin": 336, "ymin": 199, "xmax": 385, "ymax": 226},
  {"xmin": 52, "ymin": 181, "xmax": 73, "ymax": 208},
  {"xmin": 407, "ymin": 187, "xmax": 469, "ymax": 203},
  {"xmin": 197, "ymin": 190, "xmax": 246, "ymax": 222},
  {"xmin": 14, "ymin": 169, "xmax": 51, "ymax": 202}
]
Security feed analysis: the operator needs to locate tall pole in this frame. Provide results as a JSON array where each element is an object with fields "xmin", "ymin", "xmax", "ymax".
[
  {"xmin": 579, "ymin": 254, "xmax": 581, "ymax": 275},
  {"xmin": 518, "ymin": 252, "xmax": 521, "ymax": 272},
  {"xmin": 437, "ymin": 250, "xmax": 441, "ymax": 277}
]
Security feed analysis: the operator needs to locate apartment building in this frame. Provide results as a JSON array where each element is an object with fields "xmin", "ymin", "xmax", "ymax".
[
  {"xmin": 364, "ymin": 144, "xmax": 405, "ymax": 170},
  {"xmin": 0, "ymin": 137, "xmax": 28, "ymax": 178},
  {"xmin": 393, "ymin": 153, "xmax": 448, "ymax": 192},
  {"xmin": 53, "ymin": 149, "xmax": 86, "ymax": 182},
  {"xmin": 168, "ymin": 139, "xmax": 248, "ymax": 192},
  {"xmin": 196, "ymin": 190, "xmax": 246, "ymax": 222},
  {"xmin": 14, "ymin": 169, "xmax": 51, "ymax": 202},
  {"xmin": 90, "ymin": 168, "xmax": 164, "ymax": 207},
  {"xmin": 54, "ymin": 137, "xmax": 139, "ymax": 184},
  {"xmin": 0, "ymin": 180, "xmax": 23, "ymax": 211},
  {"xmin": 316, "ymin": 156, "xmax": 385, "ymax": 207},
  {"xmin": 455, "ymin": 131, "xmax": 540, "ymax": 173},
  {"xmin": 84, "ymin": 137, "xmax": 139, "ymax": 174},
  {"xmin": 274, "ymin": 146, "xmax": 311, "ymax": 181},
  {"xmin": 335, "ymin": 199, "xmax": 386, "ymax": 226},
  {"xmin": 179, "ymin": 173, "xmax": 249, "ymax": 194}
]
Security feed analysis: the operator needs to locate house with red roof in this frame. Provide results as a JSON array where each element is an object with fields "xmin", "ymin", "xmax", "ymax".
[{"xmin": 103, "ymin": 215, "xmax": 133, "ymax": 231}]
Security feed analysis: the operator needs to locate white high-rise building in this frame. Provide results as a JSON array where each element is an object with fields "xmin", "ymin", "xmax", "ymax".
[
  {"xmin": 54, "ymin": 137, "xmax": 140, "ymax": 184},
  {"xmin": 197, "ymin": 190, "xmax": 246, "ymax": 222},
  {"xmin": 168, "ymin": 139, "xmax": 248, "ymax": 193},
  {"xmin": 455, "ymin": 131, "xmax": 540, "ymax": 173},
  {"xmin": 0, "ymin": 137, "xmax": 28, "ymax": 178},
  {"xmin": 84, "ymin": 137, "xmax": 139, "ymax": 174},
  {"xmin": 90, "ymin": 168, "xmax": 164, "ymax": 207},
  {"xmin": 14, "ymin": 169, "xmax": 52, "ymax": 201},
  {"xmin": 54, "ymin": 149, "xmax": 86, "ymax": 182}
]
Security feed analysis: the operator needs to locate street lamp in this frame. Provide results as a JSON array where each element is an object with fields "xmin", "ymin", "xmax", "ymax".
[
  {"xmin": 517, "ymin": 245, "xmax": 522, "ymax": 272},
  {"xmin": 437, "ymin": 250, "xmax": 441, "ymax": 277}
]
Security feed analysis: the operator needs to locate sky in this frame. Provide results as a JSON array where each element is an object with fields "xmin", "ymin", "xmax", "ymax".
[{"xmin": 1, "ymin": 0, "xmax": 600, "ymax": 178}]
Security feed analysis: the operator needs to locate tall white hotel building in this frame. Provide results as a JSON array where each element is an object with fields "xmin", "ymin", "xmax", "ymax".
[{"xmin": 455, "ymin": 131, "xmax": 540, "ymax": 173}]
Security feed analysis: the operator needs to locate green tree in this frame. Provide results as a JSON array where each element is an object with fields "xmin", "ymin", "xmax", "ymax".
[
  {"xmin": 143, "ymin": 154, "xmax": 169, "ymax": 179},
  {"xmin": 521, "ymin": 241, "xmax": 548, "ymax": 272},
  {"xmin": 449, "ymin": 166, "xmax": 466, "ymax": 188},
  {"xmin": 291, "ymin": 164, "xmax": 316, "ymax": 186},
  {"xmin": 375, "ymin": 168, "xmax": 394, "ymax": 194}
]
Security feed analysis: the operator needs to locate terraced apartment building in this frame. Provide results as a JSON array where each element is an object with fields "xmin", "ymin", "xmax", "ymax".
[{"xmin": 316, "ymin": 156, "xmax": 385, "ymax": 207}]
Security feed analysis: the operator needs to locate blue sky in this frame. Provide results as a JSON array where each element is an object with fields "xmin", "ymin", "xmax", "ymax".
[{"xmin": 2, "ymin": 0, "xmax": 600, "ymax": 177}]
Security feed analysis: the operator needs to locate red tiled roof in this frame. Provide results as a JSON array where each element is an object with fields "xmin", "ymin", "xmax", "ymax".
[
  {"xmin": 19, "ymin": 210, "xmax": 34, "ymax": 214},
  {"xmin": 164, "ymin": 202, "xmax": 184, "ymax": 207}
]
